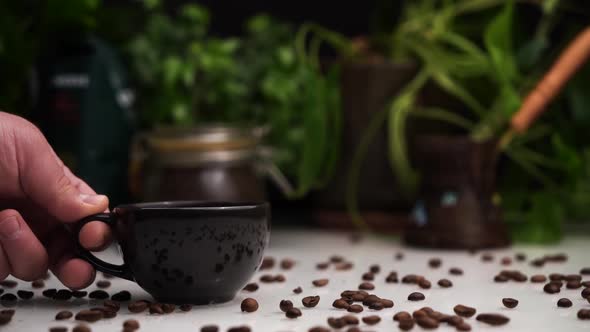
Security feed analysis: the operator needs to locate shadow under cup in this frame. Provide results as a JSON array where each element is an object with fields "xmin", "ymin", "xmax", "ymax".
[{"xmin": 76, "ymin": 201, "xmax": 270, "ymax": 304}]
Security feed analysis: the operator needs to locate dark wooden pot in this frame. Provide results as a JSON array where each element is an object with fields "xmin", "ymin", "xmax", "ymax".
[{"xmin": 404, "ymin": 135, "xmax": 511, "ymax": 249}]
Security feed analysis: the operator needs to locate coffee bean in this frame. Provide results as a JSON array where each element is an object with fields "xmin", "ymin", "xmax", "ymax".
[
  {"xmin": 544, "ymin": 283, "xmax": 561, "ymax": 294},
  {"xmin": 385, "ymin": 271, "xmax": 398, "ymax": 283},
  {"xmin": 227, "ymin": 326, "xmax": 251, "ymax": 332},
  {"xmin": 380, "ymin": 298, "xmax": 394, "ymax": 308},
  {"xmin": 0, "ymin": 280, "xmax": 17, "ymax": 288},
  {"xmin": 557, "ymin": 298, "xmax": 572, "ymax": 308},
  {"xmin": 581, "ymin": 268, "xmax": 590, "ymax": 275},
  {"xmin": 501, "ymin": 257, "xmax": 512, "ymax": 265},
  {"xmin": 72, "ymin": 291, "xmax": 87, "ymax": 298},
  {"xmin": 149, "ymin": 304, "xmax": 164, "ymax": 315},
  {"xmin": 402, "ymin": 274, "xmax": 420, "ymax": 284},
  {"xmin": 330, "ymin": 255, "xmax": 344, "ymax": 263},
  {"xmin": 103, "ymin": 300, "xmax": 120, "ymax": 312},
  {"xmin": 583, "ymin": 281, "xmax": 590, "ymax": 287},
  {"xmin": 335, "ymin": 262, "xmax": 354, "ymax": 271},
  {"xmin": 32, "ymin": 280, "xmax": 45, "ymax": 289},
  {"xmin": 1, "ymin": 309, "xmax": 14, "ymax": 316},
  {"xmin": 280, "ymin": 300, "xmax": 293, "ymax": 312},
  {"xmin": 494, "ymin": 275, "xmax": 508, "ymax": 283},
  {"xmin": 456, "ymin": 322, "xmax": 472, "ymax": 331},
  {"xmin": 578, "ymin": 309, "xmax": 590, "ymax": 320},
  {"xmin": 327, "ymin": 317, "xmax": 346, "ymax": 329},
  {"xmin": 242, "ymin": 283, "xmax": 258, "ymax": 292},
  {"xmin": 72, "ymin": 325, "xmax": 91, "ymax": 332},
  {"xmin": 241, "ymin": 298, "xmax": 258, "ymax": 313},
  {"xmin": 453, "ymin": 304, "xmax": 476, "ymax": 318},
  {"xmin": 408, "ymin": 292, "xmax": 425, "ymax": 301},
  {"xmin": 0, "ymin": 312, "xmax": 11, "ymax": 325},
  {"xmin": 75, "ymin": 309, "xmax": 103, "ymax": 322},
  {"xmin": 88, "ymin": 290, "xmax": 109, "ymax": 300},
  {"xmin": 581, "ymin": 287, "xmax": 590, "ymax": 299},
  {"xmin": 358, "ymin": 282, "xmax": 374, "ymax": 290},
  {"xmin": 566, "ymin": 274, "xmax": 582, "ymax": 282},
  {"xmin": 49, "ymin": 327, "xmax": 68, "ymax": 332},
  {"xmin": 201, "ymin": 325, "xmax": 219, "ymax": 332},
  {"xmin": 531, "ymin": 258, "xmax": 545, "ymax": 267},
  {"xmin": 362, "ymin": 294, "xmax": 381, "ymax": 306},
  {"xmin": 394, "ymin": 311, "xmax": 411, "ymax": 321},
  {"xmin": 91, "ymin": 307, "xmax": 116, "ymax": 319},
  {"xmin": 352, "ymin": 293, "xmax": 366, "ymax": 301},
  {"xmin": 16, "ymin": 290, "xmax": 33, "ymax": 300},
  {"xmin": 442, "ymin": 315, "xmax": 464, "ymax": 326},
  {"xmin": 293, "ymin": 286, "xmax": 302, "ymax": 294},
  {"xmin": 395, "ymin": 252, "xmax": 404, "ymax": 260},
  {"xmin": 515, "ymin": 253, "xmax": 526, "ymax": 261},
  {"xmin": 530, "ymin": 274, "xmax": 547, "ymax": 283},
  {"xmin": 549, "ymin": 273, "xmax": 564, "ymax": 281},
  {"xmin": 128, "ymin": 300, "xmax": 149, "ymax": 313},
  {"xmin": 285, "ymin": 307, "xmax": 302, "ymax": 319},
  {"xmin": 418, "ymin": 279, "xmax": 431, "ymax": 289},
  {"xmin": 111, "ymin": 290, "xmax": 131, "ymax": 302},
  {"xmin": 428, "ymin": 258, "xmax": 441, "ymax": 268},
  {"xmin": 308, "ymin": 327, "xmax": 330, "ymax": 332},
  {"xmin": 502, "ymin": 298, "xmax": 518, "ymax": 308},
  {"xmin": 0, "ymin": 293, "xmax": 16, "ymax": 302},
  {"xmin": 333, "ymin": 299, "xmax": 350, "ymax": 309},
  {"xmin": 96, "ymin": 280, "xmax": 111, "ymax": 289},
  {"xmin": 102, "ymin": 272, "xmax": 114, "ymax": 279},
  {"xmin": 259, "ymin": 257, "xmax": 275, "ymax": 270},
  {"xmin": 362, "ymin": 272, "xmax": 374, "ymax": 281},
  {"xmin": 302, "ymin": 295, "xmax": 320, "ymax": 308},
  {"xmin": 416, "ymin": 316, "xmax": 439, "ymax": 329},
  {"xmin": 398, "ymin": 319, "xmax": 415, "ymax": 331},
  {"xmin": 316, "ymin": 262, "xmax": 329, "ymax": 270},
  {"xmin": 53, "ymin": 289, "xmax": 72, "ymax": 301},
  {"xmin": 160, "ymin": 303, "xmax": 175, "ymax": 314},
  {"xmin": 280, "ymin": 258, "xmax": 295, "ymax": 270},
  {"xmin": 549, "ymin": 280, "xmax": 564, "ymax": 288},
  {"xmin": 313, "ymin": 279, "xmax": 329, "ymax": 287},
  {"xmin": 123, "ymin": 319, "xmax": 140, "ymax": 330},
  {"xmin": 567, "ymin": 280, "xmax": 582, "ymax": 289},
  {"xmin": 437, "ymin": 278, "xmax": 452, "ymax": 288},
  {"xmin": 177, "ymin": 304, "xmax": 192, "ymax": 312},
  {"xmin": 362, "ymin": 315, "xmax": 381, "ymax": 325},
  {"xmin": 368, "ymin": 302, "xmax": 384, "ymax": 310},
  {"xmin": 449, "ymin": 267, "xmax": 463, "ymax": 276},
  {"xmin": 481, "ymin": 253, "xmax": 494, "ymax": 262},
  {"xmin": 476, "ymin": 313, "xmax": 510, "ymax": 326},
  {"xmin": 259, "ymin": 275, "xmax": 274, "ymax": 283},
  {"xmin": 342, "ymin": 315, "xmax": 359, "ymax": 325},
  {"xmin": 55, "ymin": 310, "xmax": 73, "ymax": 320},
  {"xmin": 545, "ymin": 253, "xmax": 568, "ymax": 262},
  {"xmin": 369, "ymin": 264, "xmax": 380, "ymax": 274},
  {"xmin": 347, "ymin": 304, "xmax": 363, "ymax": 313}
]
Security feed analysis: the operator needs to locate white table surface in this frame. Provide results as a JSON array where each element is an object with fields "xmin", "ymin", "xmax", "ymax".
[{"xmin": 2, "ymin": 228, "xmax": 590, "ymax": 331}]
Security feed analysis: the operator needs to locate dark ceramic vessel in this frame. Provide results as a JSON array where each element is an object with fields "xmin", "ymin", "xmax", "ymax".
[{"xmin": 75, "ymin": 201, "xmax": 270, "ymax": 304}]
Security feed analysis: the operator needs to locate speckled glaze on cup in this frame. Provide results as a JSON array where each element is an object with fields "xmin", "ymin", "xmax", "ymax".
[{"xmin": 75, "ymin": 201, "xmax": 270, "ymax": 304}]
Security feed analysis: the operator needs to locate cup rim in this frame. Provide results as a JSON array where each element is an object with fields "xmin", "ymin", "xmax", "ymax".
[{"xmin": 116, "ymin": 200, "xmax": 269, "ymax": 211}]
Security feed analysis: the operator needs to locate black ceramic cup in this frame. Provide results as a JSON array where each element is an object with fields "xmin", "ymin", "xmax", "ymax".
[{"xmin": 74, "ymin": 201, "xmax": 270, "ymax": 304}]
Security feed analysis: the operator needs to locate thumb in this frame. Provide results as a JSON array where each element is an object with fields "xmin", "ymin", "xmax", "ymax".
[{"xmin": 13, "ymin": 117, "xmax": 109, "ymax": 222}]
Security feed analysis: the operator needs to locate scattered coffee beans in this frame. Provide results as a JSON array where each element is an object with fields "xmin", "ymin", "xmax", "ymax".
[
  {"xmin": 330, "ymin": 255, "xmax": 344, "ymax": 263},
  {"xmin": 49, "ymin": 327, "xmax": 67, "ymax": 332},
  {"xmin": 502, "ymin": 298, "xmax": 518, "ymax": 308},
  {"xmin": 280, "ymin": 300, "xmax": 293, "ymax": 312},
  {"xmin": 149, "ymin": 304, "xmax": 164, "ymax": 315},
  {"xmin": 358, "ymin": 282, "xmax": 374, "ymax": 290},
  {"xmin": 308, "ymin": 327, "xmax": 330, "ymax": 332},
  {"xmin": 88, "ymin": 290, "xmax": 109, "ymax": 300},
  {"xmin": 549, "ymin": 273, "xmax": 564, "ymax": 281},
  {"xmin": 418, "ymin": 279, "xmax": 431, "ymax": 289},
  {"xmin": 72, "ymin": 325, "xmax": 91, "ymax": 332},
  {"xmin": 369, "ymin": 264, "xmax": 380, "ymax": 274},
  {"xmin": 380, "ymin": 298, "xmax": 394, "ymax": 308},
  {"xmin": 122, "ymin": 319, "xmax": 140, "ymax": 331},
  {"xmin": 260, "ymin": 257, "xmax": 275, "ymax": 270},
  {"xmin": 395, "ymin": 252, "xmax": 404, "ymax": 260},
  {"xmin": 201, "ymin": 325, "xmax": 219, "ymax": 332},
  {"xmin": 179, "ymin": 304, "xmax": 192, "ymax": 312},
  {"xmin": 456, "ymin": 322, "xmax": 472, "ymax": 331},
  {"xmin": 438, "ymin": 279, "xmax": 452, "ymax": 288},
  {"xmin": 75, "ymin": 310, "xmax": 103, "ymax": 322},
  {"xmin": 0, "ymin": 293, "xmax": 17, "ymax": 302},
  {"xmin": 449, "ymin": 267, "xmax": 463, "ymax": 275},
  {"xmin": 32, "ymin": 280, "xmax": 45, "ymax": 289},
  {"xmin": 128, "ymin": 301, "xmax": 149, "ymax": 313},
  {"xmin": 96, "ymin": 280, "xmax": 111, "ymax": 289},
  {"xmin": 227, "ymin": 326, "xmax": 251, "ymax": 332},
  {"xmin": 333, "ymin": 299, "xmax": 350, "ymax": 309},
  {"xmin": 481, "ymin": 253, "xmax": 494, "ymax": 262},
  {"xmin": 53, "ymin": 289, "xmax": 72, "ymax": 301},
  {"xmin": 72, "ymin": 291, "xmax": 87, "ymax": 298},
  {"xmin": 453, "ymin": 305, "xmax": 476, "ymax": 318},
  {"xmin": 0, "ymin": 280, "xmax": 17, "ymax": 288},
  {"xmin": 103, "ymin": 300, "xmax": 120, "ymax": 312},
  {"xmin": 285, "ymin": 307, "xmax": 302, "ymax": 319},
  {"xmin": 16, "ymin": 290, "xmax": 33, "ymax": 300},
  {"xmin": 241, "ymin": 298, "xmax": 258, "ymax": 313},
  {"xmin": 398, "ymin": 319, "xmax": 415, "ymax": 331},
  {"xmin": 394, "ymin": 311, "xmax": 412, "ymax": 321},
  {"xmin": 55, "ymin": 310, "xmax": 73, "ymax": 320},
  {"xmin": 557, "ymin": 298, "xmax": 572, "ymax": 308},
  {"xmin": 416, "ymin": 316, "xmax": 439, "ymax": 329},
  {"xmin": 494, "ymin": 275, "xmax": 508, "ymax": 283},
  {"xmin": 476, "ymin": 313, "xmax": 510, "ymax": 326},
  {"xmin": 302, "ymin": 296, "xmax": 320, "ymax": 308},
  {"xmin": 316, "ymin": 263, "xmax": 329, "ymax": 270},
  {"xmin": 515, "ymin": 253, "xmax": 526, "ymax": 261},
  {"xmin": 335, "ymin": 262, "xmax": 354, "ymax": 271},
  {"xmin": 362, "ymin": 315, "xmax": 380, "ymax": 325},
  {"xmin": 293, "ymin": 287, "xmax": 302, "ymax": 294},
  {"xmin": 581, "ymin": 287, "xmax": 590, "ymax": 299},
  {"xmin": 327, "ymin": 317, "xmax": 346, "ymax": 329},
  {"xmin": 362, "ymin": 272, "xmax": 374, "ymax": 281},
  {"xmin": 567, "ymin": 280, "xmax": 582, "ymax": 289},
  {"xmin": 91, "ymin": 307, "xmax": 116, "ymax": 319},
  {"xmin": 531, "ymin": 274, "xmax": 547, "ymax": 283},
  {"xmin": 242, "ymin": 283, "xmax": 258, "ymax": 292},
  {"xmin": 342, "ymin": 314, "xmax": 359, "ymax": 325},
  {"xmin": 408, "ymin": 292, "xmax": 425, "ymax": 301},
  {"xmin": 111, "ymin": 290, "xmax": 131, "ymax": 302},
  {"xmin": 501, "ymin": 257, "xmax": 512, "ymax": 265},
  {"xmin": 347, "ymin": 304, "xmax": 363, "ymax": 313},
  {"xmin": 428, "ymin": 258, "xmax": 441, "ymax": 268},
  {"xmin": 578, "ymin": 309, "xmax": 590, "ymax": 320},
  {"xmin": 544, "ymin": 283, "xmax": 561, "ymax": 294},
  {"xmin": 313, "ymin": 279, "xmax": 329, "ymax": 287},
  {"xmin": 580, "ymin": 268, "xmax": 590, "ymax": 275},
  {"xmin": 280, "ymin": 259, "xmax": 295, "ymax": 270}
]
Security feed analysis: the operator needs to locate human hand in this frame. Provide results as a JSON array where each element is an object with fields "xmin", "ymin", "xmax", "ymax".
[{"xmin": 0, "ymin": 112, "xmax": 111, "ymax": 288}]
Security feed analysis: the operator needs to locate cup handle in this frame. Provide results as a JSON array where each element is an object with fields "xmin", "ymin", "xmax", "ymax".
[{"xmin": 74, "ymin": 213, "xmax": 134, "ymax": 281}]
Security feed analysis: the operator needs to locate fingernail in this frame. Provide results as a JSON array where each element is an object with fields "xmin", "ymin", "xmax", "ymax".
[
  {"xmin": 0, "ymin": 216, "xmax": 21, "ymax": 240},
  {"xmin": 79, "ymin": 194, "xmax": 107, "ymax": 206}
]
